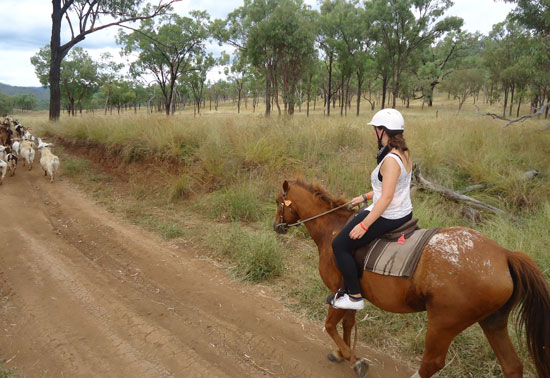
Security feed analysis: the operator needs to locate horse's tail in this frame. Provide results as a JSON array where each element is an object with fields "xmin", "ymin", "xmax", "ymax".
[{"xmin": 507, "ymin": 251, "xmax": 550, "ymax": 377}]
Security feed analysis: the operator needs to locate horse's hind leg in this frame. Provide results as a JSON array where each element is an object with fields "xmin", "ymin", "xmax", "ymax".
[
  {"xmin": 418, "ymin": 314, "xmax": 472, "ymax": 378},
  {"xmin": 479, "ymin": 311, "xmax": 523, "ymax": 378}
]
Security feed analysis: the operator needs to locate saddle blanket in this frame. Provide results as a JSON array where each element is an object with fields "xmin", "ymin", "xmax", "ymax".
[{"xmin": 354, "ymin": 227, "xmax": 440, "ymax": 278}]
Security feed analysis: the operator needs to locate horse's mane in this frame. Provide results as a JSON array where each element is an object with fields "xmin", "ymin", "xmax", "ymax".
[{"xmin": 293, "ymin": 178, "xmax": 350, "ymax": 209}]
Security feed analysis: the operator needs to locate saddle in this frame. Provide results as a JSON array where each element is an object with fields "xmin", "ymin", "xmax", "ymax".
[{"xmin": 335, "ymin": 217, "xmax": 440, "ymax": 294}]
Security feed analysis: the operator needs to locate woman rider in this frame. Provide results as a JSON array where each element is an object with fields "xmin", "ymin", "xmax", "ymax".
[{"xmin": 330, "ymin": 108, "xmax": 413, "ymax": 310}]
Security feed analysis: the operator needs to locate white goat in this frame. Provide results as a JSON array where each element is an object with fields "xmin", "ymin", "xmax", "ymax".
[
  {"xmin": 23, "ymin": 130, "xmax": 35, "ymax": 142},
  {"xmin": 20, "ymin": 140, "xmax": 35, "ymax": 170},
  {"xmin": 0, "ymin": 159, "xmax": 6, "ymax": 185},
  {"xmin": 0, "ymin": 146, "xmax": 6, "ymax": 161},
  {"xmin": 11, "ymin": 139, "xmax": 20, "ymax": 156},
  {"xmin": 38, "ymin": 138, "xmax": 59, "ymax": 182}
]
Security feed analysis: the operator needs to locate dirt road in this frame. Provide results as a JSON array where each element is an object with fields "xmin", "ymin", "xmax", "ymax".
[{"xmin": 0, "ymin": 163, "xmax": 414, "ymax": 378}]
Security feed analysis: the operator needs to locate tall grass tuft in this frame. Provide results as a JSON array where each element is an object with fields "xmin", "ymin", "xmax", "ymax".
[
  {"xmin": 0, "ymin": 363, "xmax": 14, "ymax": 378},
  {"xmin": 62, "ymin": 157, "xmax": 89, "ymax": 177},
  {"xmin": 197, "ymin": 182, "xmax": 265, "ymax": 222},
  {"xmin": 215, "ymin": 225, "xmax": 284, "ymax": 282}
]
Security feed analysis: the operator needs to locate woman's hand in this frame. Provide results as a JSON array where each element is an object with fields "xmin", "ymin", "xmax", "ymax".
[
  {"xmin": 349, "ymin": 222, "xmax": 367, "ymax": 239},
  {"xmin": 351, "ymin": 196, "xmax": 364, "ymax": 207}
]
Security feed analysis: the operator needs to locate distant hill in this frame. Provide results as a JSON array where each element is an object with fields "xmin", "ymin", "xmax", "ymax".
[{"xmin": 0, "ymin": 82, "xmax": 49, "ymax": 109}]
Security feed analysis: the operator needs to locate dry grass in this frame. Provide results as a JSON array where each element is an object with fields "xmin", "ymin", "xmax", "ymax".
[{"xmin": 16, "ymin": 94, "xmax": 550, "ymax": 377}]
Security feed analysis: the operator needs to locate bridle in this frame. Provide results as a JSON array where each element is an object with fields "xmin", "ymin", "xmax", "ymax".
[{"xmin": 275, "ymin": 186, "xmax": 354, "ymax": 232}]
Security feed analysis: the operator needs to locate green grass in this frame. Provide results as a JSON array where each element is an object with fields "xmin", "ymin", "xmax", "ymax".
[
  {"xmin": 23, "ymin": 96, "xmax": 550, "ymax": 377},
  {"xmin": 61, "ymin": 156, "xmax": 89, "ymax": 177},
  {"xmin": 205, "ymin": 224, "xmax": 285, "ymax": 282},
  {"xmin": 0, "ymin": 363, "xmax": 14, "ymax": 378}
]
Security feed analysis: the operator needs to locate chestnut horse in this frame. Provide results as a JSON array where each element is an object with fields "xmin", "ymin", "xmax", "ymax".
[{"xmin": 273, "ymin": 179, "xmax": 550, "ymax": 378}]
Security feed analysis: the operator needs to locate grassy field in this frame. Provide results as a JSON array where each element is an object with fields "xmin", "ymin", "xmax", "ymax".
[{"xmin": 17, "ymin": 96, "xmax": 550, "ymax": 377}]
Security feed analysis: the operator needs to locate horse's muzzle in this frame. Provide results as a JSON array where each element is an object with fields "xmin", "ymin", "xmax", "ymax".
[{"xmin": 273, "ymin": 222, "xmax": 288, "ymax": 234}]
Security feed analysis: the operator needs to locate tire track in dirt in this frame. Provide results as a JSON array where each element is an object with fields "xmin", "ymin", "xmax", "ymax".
[{"xmin": 0, "ymin": 162, "xmax": 414, "ymax": 377}]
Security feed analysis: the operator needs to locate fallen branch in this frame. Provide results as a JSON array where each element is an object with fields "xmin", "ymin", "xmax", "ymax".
[
  {"xmin": 456, "ymin": 184, "xmax": 485, "ymax": 195},
  {"xmin": 413, "ymin": 168, "xmax": 507, "ymax": 216},
  {"xmin": 475, "ymin": 102, "xmax": 550, "ymax": 129}
]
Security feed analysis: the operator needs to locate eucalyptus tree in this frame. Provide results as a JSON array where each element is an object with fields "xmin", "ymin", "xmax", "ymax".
[
  {"xmin": 47, "ymin": 0, "xmax": 176, "ymax": 120},
  {"xmin": 267, "ymin": 0, "xmax": 317, "ymax": 115},
  {"xmin": 131, "ymin": 83, "xmax": 151, "ymax": 112},
  {"xmin": 214, "ymin": 0, "xmax": 316, "ymax": 116},
  {"xmin": 504, "ymin": 0, "xmax": 550, "ymax": 35},
  {"xmin": 484, "ymin": 20, "xmax": 531, "ymax": 116},
  {"xmin": 245, "ymin": 67, "xmax": 265, "ymax": 113},
  {"xmin": 98, "ymin": 52, "xmax": 124, "ymax": 115},
  {"xmin": 416, "ymin": 31, "xmax": 480, "ymax": 106},
  {"xmin": 329, "ymin": 0, "xmax": 376, "ymax": 116},
  {"xmin": 32, "ymin": 46, "xmax": 100, "ymax": 116},
  {"xmin": 504, "ymin": 0, "xmax": 550, "ymax": 115},
  {"xmin": 0, "ymin": 94, "xmax": 13, "ymax": 114},
  {"xmin": 109, "ymin": 81, "xmax": 137, "ymax": 114},
  {"xmin": 368, "ymin": 0, "xmax": 462, "ymax": 108},
  {"xmin": 440, "ymin": 68, "xmax": 485, "ymax": 113},
  {"xmin": 12, "ymin": 94, "xmax": 37, "ymax": 111},
  {"xmin": 181, "ymin": 53, "xmax": 217, "ymax": 115},
  {"xmin": 212, "ymin": 0, "xmax": 276, "ymax": 115},
  {"xmin": 118, "ymin": 11, "xmax": 210, "ymax": 116},
  {"xmin": 317, "ymin": 0, "xmax": 345, "ymax": 116},
  {"xmin": 224, "ymin": 52, "xmax": 248, "ymax": 113}
]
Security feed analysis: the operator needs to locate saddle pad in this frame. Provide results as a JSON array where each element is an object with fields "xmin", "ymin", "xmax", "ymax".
[{"xmin": 354, "ymin": 228, "xmax": 440, "ymax": 278}]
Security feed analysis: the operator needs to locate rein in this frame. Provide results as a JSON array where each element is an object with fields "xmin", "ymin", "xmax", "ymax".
[
  {"xmin": 277, "ymin": 189, "xmax": 354, "ymax": 229},
  {"xmin": 286, "ymin": 201, "xmax": 353, "ymax": 227}
]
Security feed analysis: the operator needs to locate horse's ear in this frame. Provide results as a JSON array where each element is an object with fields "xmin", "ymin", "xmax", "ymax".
[{"xmin": 282, "ymin": 180, "xmax": 289, "ymax": 193}]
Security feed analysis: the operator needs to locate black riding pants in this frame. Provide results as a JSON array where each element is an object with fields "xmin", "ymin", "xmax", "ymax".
[{"xmin": 332, "ymin": 208, "xmax": 412, "ymax": 295}]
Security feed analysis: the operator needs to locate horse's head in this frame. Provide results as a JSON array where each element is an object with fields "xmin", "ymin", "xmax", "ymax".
[
  {"xmin": 273, "ymin": 180, "xmax": 301, "ymax": 234},
  {"xmin": 273, "ymin": 179, "xmax": 354, "ymax": 235}
]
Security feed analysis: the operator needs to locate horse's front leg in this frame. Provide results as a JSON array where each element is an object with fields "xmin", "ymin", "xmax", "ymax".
[{"xmin": 325, "ymin": 306, "xmax": 353, "ymax": 362}]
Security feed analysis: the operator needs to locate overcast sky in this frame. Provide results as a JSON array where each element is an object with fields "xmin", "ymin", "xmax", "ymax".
[{"xmin": 0, "ymin": 0, "xmax": 515, "ymax": 88}]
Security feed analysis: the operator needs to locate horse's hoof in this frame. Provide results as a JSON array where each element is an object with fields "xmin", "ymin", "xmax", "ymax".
[
  {"xmin": 327, "ymin": 350, "xmax": 344, "ymax": 363},
  {"xmin": 352, "ymin": 358, "xmax": 369, "ymax": 378}
]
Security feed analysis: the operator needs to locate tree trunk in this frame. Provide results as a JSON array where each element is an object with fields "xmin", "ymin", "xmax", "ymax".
[
  {"xmin": 516, "ymin": 96, "xmax": 522, "ymax": 117},
  {"xmin": 49, "ymin": 0, "xmax": 63, "ymax": 121},
  {"xmin": 104, "ymin": 86, "xmax": 111, "ymax": 115},
  {"xmin": 509, "ymin": 84, "xmax": 515, "ymax": 117},
  {"xmin": 381, "ymin": 74, "xmax": 388, "ymax": 109},
  {"xmin": 237, "ymin": 87, "xmax": 241, "ymax": 114},
  {"xmin": 502, "ymin": 87, "xmax": 509, "ymax": 118},
  {"xmin": 327, "ymin": 52, "xmax": 333, "ymax": 117},
  {"xmin": 265, "ymin": 64, "xmax": 271, "ymax": 117},
  {"xmin": 356, "ymin": 75, "xmax": 363, "ymax": 117}
]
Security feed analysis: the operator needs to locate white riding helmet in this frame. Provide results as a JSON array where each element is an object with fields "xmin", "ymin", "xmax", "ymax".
[{"xmin": 367, "ymin": 108, "xmax": 405, "ymax": 133}]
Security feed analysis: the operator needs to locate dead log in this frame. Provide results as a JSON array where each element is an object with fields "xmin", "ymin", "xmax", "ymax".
[
  {"xmin": 457, "ymin": 184, "xmax": 485, "ymax": 194},
  {"xmin": 413, "ymin": 168, "xmax": 507, "ymax": 216},
  {"xmin": 521, "ymin": 170, "xmax": 540, "ymax": 180},
  {"xmin": 475, "ymin": 103, "xmax": 550, "ymax": 129}
]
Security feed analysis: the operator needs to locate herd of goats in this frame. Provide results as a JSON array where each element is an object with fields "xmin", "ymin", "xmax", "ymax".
[{"xmin": 0, "ymin": 115, "xmax": 60, "ymax": 185}]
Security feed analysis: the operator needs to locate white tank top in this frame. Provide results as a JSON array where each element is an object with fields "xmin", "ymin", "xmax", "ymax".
[{"xmin": 366, "ymin": 153, "xmax": 413, "ymax": 219}]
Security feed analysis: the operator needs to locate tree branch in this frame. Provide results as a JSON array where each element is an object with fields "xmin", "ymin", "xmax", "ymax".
[
  {"xmin": 412, "ymin": 166, "xmax": 508, "ymax": 216},
  {"xmin": 59, "ymin": 0, "xmax": 177, "ymax": 55},
  {"xmin": 475, "ymin": 103, "xmax": 550, "ymax": 129}
]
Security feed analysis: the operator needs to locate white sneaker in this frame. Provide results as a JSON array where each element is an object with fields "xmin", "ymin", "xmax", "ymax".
[{"xmin": 331, "ymin": 294, "xmax": 365, "ymax": 310}]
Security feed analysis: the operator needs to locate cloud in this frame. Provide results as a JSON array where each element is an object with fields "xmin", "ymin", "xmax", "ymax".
[
  {"xmin": 0, "ymin": 0, "xmax": 51, "ymax": 50},
  {"xmin": 0, "ymin": 0, "xmax": 516, "ymax": 88},
  {"xmin": 0, "ymin": 49, "xmax": 43, "ymax": 87},
  {"xmin": 446, "ymin": 0, "xmax": 515, "ymax": 34}
]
